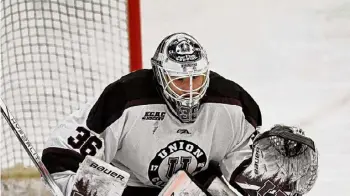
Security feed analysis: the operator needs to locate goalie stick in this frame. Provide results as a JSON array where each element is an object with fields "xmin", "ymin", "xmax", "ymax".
[{"xmin": 0, "ymin": 98, "xmax": 64, "ymax": 196}]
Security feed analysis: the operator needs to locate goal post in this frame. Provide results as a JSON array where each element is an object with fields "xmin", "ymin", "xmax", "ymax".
[
  {"xmin": 127, "ymin": 0, "xmax": 142, "ymax": 71},
  {"xmin": 0, "ymin": 0, "xmax": 142, "ymax": 194}
]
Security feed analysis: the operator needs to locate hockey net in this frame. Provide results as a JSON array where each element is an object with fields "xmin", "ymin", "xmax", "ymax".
[{"xmin": 0, "ymin": 0, "xmax": 142, "ymax": 194}]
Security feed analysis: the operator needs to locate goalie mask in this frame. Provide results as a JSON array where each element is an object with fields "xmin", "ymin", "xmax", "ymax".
[{"xmin": 151, "ymin": 33, "xmax": 210, "ymax": 123}]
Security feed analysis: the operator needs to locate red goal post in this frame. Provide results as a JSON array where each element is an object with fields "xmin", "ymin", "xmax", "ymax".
[{"xmin": 128, "ymin": 0, "xmax": 142, "ymax": 72}]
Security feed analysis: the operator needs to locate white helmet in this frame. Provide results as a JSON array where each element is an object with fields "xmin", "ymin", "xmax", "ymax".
[{"xmin": 151, "ymin": 33, "xmax": 210, "ymax": 123}]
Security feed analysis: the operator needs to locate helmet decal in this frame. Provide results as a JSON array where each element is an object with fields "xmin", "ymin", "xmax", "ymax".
[{"xmin": 167, "ymin": 38, "xmax": 202, "ymax": 63}]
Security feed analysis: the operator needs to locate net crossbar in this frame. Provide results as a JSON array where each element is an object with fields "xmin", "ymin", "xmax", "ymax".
[{"xmin": 0, "ymin": 0, "xmax": 141, "ymax": 180}]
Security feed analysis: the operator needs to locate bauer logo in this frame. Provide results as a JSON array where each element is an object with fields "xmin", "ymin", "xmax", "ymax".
[
  {"xmin": 167, "ymin": 38, "xmax": 202, "ymax": 63},
  {"xmin": 90, "ymin": 162, "xmax": 125, "ymax": 181},
  {"xmin": 142, "ymin": 111, "xmax": 166, "ymax": 120}
]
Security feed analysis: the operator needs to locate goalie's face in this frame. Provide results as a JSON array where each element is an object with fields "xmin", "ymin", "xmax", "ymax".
[
  {"xmin": 159, "ymin": 67, "xmax": 209, "ymax": 110},
  {"xmin": 167, "ymin": 75, "xmax": 206, "ymax": 98}
]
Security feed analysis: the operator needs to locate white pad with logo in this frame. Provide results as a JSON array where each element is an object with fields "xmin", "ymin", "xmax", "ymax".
[
  {"xmin": 158, "ymin": 170, "xmax": 207, "ymax": 196},
  {"xmin": 71, "ymin": 155, "xmax": 130, "ymax": 196}
]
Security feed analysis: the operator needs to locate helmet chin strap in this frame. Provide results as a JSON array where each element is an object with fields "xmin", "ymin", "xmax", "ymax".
[
  {"xmin": 161, "ymin": 89, "xmax": 201, "ymax": 123},
  {"xmin": 177, "ymin": 104, "xmax": 200, "ymax": 123},
  {"xmin": 175, "ymin": 101, "xmax": 201, "ymax": 123}
]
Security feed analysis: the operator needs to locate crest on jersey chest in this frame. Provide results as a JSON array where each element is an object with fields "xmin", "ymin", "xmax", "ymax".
[{"xmin": 147, "ymin": 140, "xmax": 207, "ymax": 187}]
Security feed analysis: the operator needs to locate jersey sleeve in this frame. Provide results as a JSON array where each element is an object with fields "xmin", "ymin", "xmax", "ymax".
[
  {"xmin": 219, "ymin": 114, "xmax": 258, "ymax": 183},
  {"xmin": 41, "ymin": 80, "xmax": 128, "ymax": 195},
  {"xmin": 213, "ymin": 76, "xmax": 262, "ymax": 189}
]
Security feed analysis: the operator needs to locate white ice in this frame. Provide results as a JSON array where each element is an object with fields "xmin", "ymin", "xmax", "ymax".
[{"xmin": 141, "ymin": 0, "xmax": 350, "ymax": 195}]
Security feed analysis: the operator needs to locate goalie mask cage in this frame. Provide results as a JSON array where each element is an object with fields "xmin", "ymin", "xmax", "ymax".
[{"xmin": 0, "ymin": 0, "xmax": 142, "ymax": 194}]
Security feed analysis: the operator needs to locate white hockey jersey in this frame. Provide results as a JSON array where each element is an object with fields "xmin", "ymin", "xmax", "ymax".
[{"xmin": 42, "ymin": 69, "xmax": 262, "ymax": 195}]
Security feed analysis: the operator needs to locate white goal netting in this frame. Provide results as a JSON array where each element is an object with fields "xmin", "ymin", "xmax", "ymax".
[{"xmin": 0, "ymin": 0, "xmax": 141, "ymax": 185}]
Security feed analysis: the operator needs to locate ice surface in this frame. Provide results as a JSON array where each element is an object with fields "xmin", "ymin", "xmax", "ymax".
[{"xmin": 141, "ymin": 1, "xmax": 350, "ymax": 195}]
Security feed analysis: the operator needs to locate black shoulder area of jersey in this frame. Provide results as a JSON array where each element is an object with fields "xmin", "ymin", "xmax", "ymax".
[
  {"xmin": 203, "ymin": 71, "xmax": 262, "ymax": 128},
  {"xmin": 87, "ymin": 69, "xmax": 164, "ymax": 133}
]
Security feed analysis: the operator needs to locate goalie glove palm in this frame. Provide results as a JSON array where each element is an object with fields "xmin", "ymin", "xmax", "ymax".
[
  {"xmin": 232, "ymin": 125, "xmax": 318, "ymax": 196},
  {"xmin": 252, "ymin": 125, "xmax": 318, "ymax": 194}
]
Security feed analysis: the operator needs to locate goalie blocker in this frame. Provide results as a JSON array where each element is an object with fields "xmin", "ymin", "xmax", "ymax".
[{"xmin": 71, "ymin": 156, "xmax": 130, "ymax": 196}]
